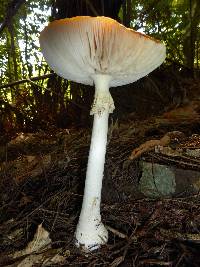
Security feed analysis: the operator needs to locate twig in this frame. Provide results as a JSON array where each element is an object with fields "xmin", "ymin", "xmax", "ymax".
[
  {"xmin": 0, "ymin": 73, "xmax": 56, "ymax": 89},
  {"xmin": 148, "ymin": 152, "xmax": 200, "ymax": 171},
  {"xmin": 139, "ymin": 259, "xmax": 173, "ymax": 266},
  {"xmin": 106, "ymin": 225, "xmax": 128, "ymax": 239},
  {"xmin": 109, "ymin": 256, "xmax": 125, "ymax": 267}
]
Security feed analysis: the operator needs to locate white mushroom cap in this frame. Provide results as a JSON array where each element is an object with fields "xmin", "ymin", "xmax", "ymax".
[{"xmin": 40, "ymin": 16, "xmax": 166, "ymax": 87}]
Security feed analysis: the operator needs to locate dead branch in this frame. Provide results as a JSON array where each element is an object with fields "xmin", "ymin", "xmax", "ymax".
[
  {"xmin": 0, "ymin": 73, "xmax": 56, "ymax": 89},
  {"xmin": 129, "ymin": 131, "xmax": 185, "ymax": 160}
]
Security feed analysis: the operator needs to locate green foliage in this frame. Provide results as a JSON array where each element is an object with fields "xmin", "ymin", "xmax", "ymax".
[
  {"xmin": 0, "ymin": 0, "xmax": 51, "ymax": 84},
  {"xmin": 0, "ymin": 0, "xmax": 199, "ymax": 134},
  {"xmin": 130, "ymin": 0, "xmax": 200, "ymax": 67}
]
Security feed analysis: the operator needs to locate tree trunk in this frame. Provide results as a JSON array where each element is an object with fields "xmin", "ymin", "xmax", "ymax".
[
  {"xmin": 183, "ymin": 0, "xmax": 200, "ymax": 75},
  {"xmin": 51, "ymin": 0, "xmax": 123, "ymax": 21},
  {"xmin": 7, "ymin": 21, "xmax": 18, "ymax": 81},
  {"xmin": 123, "ymin": 0, "xmax": 131, "ymax": 27}
]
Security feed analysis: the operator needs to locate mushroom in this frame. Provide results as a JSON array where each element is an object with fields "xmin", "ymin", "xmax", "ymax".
[{"xmin": 39, "ymin": 16, "xmax": 166, "ymax": 251}]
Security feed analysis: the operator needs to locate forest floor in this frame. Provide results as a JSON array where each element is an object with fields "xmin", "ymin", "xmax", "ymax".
[{"xmin": 1, "ymin": 79, "xmax": 200, "ymax": 266}]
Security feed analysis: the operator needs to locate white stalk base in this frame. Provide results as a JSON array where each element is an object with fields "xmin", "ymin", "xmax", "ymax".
[
  {"xmin": 75, "ymin": 74, "xmax": 113, "ymax": 251},
  {"xmin": 75, "ymin": 218, "xmax": 108, "ymax": 251}
]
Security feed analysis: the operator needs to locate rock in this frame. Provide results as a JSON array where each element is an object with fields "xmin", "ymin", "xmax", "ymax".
[{"xmin": 139, "ymin": 161, "xmax": 176, "ymax": 198}]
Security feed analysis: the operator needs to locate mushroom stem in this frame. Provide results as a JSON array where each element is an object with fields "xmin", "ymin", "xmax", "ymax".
[{"xmin": 75, "ymin": 74, "xmax": 114, "ymax": 251}]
